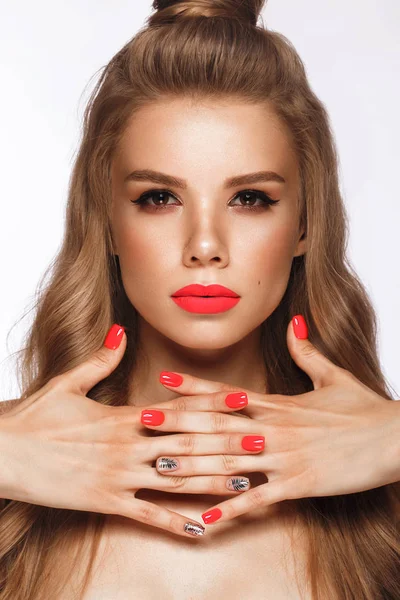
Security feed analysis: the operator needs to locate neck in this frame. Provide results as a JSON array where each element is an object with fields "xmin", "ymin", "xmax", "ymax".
[{"xmin": 127, "ymin": 318, "xmax": 268, "ymax": 407}]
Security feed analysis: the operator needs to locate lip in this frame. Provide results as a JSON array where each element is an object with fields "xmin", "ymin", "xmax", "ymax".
[
  {"xmin": 171, "ymin": 284, "xmax": 240, "ymax": 298},
  {"xmin": 172, "ymin": 296, "xmax": 241, "ymax": 314}
]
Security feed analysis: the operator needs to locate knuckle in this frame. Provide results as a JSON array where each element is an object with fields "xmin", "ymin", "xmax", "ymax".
[
  {"xmin": 174, "ymin": 397, "xmax": 189, "ymax": 412},
  {"xmin": 219, "ymin": 381, "xmax": 242, "ymax": 392},
  {"xmin": 225, "ymin": 435, "xmax": 237, "ymax": 453},
  {"xmin": 248, "ymin": 487, "xmax": 266, "ymax": 508},
  {"xmin": 221, "ymin": 454, "xmax": 238, "ymax": 473},
  {"xmin": 212, "ymin": 392, "xmax": 224, "ymax": 411},
  {"xmin": 166, "ymin": 475, "xmax": 189, "ymax": 489},
  {"xmin": 90, "ymin": 352, "xmax": 111, "ymax": 371},
  {"xmin": 209, "ymin": 475, "xmax": 219, "ymax": 492},
  {"xmin": 301, "ymin": 343, "xmax": 319, "ymax": 359},
  {"xmin": 137, "ymin": 502, "xmax": 160, "ymax": 524},
  {"xmin": 178, "ymin": 434, "xmax": 196, "ymax": 453},
  {"xmin": 211, "ymin": 411, "xmax": 228, "ymax": 433}
]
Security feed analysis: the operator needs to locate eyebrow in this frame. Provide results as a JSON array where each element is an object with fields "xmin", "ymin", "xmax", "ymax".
[{"xmin": 123, "ymin": 168, "xmax": 286, "ymax": 188}]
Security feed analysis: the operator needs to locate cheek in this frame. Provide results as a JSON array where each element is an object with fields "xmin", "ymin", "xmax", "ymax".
[
  {"xmin": 116, "ymin": 222, "xmax": 175, "ymax": 285},
  {"xmin": 244, "ymin": 223, "xmax": 296, "ymax": 293}
]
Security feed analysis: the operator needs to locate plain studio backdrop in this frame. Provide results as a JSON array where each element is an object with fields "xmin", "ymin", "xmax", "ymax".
[{"xmin": 0, "ymin": 1, "xmax": 399, "ymax": 402}]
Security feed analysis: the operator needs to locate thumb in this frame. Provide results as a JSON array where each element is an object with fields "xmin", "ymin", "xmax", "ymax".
[
  {"xmin": 287, "ymin": 315, "xmax": 339, "ymax": 390},
  {"xmin": 61, "ymin": 324, "xmax": 127, "ymax": 396}
]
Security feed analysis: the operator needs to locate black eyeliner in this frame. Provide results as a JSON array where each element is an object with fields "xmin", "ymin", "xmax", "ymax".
[{"xmin": 131, "ymin": 188, "xmax": 280, "ymax": 211}]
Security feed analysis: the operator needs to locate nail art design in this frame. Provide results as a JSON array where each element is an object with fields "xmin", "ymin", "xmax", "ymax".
[
  {"xmin": 226, "ymin": 477, "xmax": 250, "ymax": 492},
  {"xmin": 157, "ymin": 457, "xmax": 180, "ymax": 471},
  {"xmin": 184, "ymin": 522, "xmax": 205, "ymax": 536}
]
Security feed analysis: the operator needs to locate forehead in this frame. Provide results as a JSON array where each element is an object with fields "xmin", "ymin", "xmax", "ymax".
[{"xmin": 114, "ymin": 98, "xmax": 298, "ymax": 180}]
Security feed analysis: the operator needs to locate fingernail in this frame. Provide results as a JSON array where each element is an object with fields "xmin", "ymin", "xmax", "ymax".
[
  {"xmin": 184, "ymin": 522, "xmax": 205, "ymax": 536},
  {"xmin": 159, "ymin": 371, "xmax": 183, "ymax": 387},
  {"xmin": 157, "ymin": 457, "xmax": 180, "ymax": 471},
  {"xmin": 141, "ymin": 409, "xmax": 165, "ymax": 426},
  {"xmin": 226, "ymin": 477, "xmax": 250, "ymax": 492},
  {"xmin": 241, "ymin": 435, "xmax": 265, "ymax": 451},
  {"xmin": 225, "ymin": 392, "xmax": 248, "ymax": 408},
  {"xmin": 292, "ymin": 315, "xmax": 308, "ymax": 339},
  {"xmin": 201, "ymin": 508, "xmax": 222, "ymax": 524},
  {"xmin": 103, "ymin": 324, "xmax": 125, "ymax": 350}
]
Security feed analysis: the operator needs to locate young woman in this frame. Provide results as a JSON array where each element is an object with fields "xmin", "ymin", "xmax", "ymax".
[{"xmin": 1, "ymin": 1, "xmax": 399, "ymax": 598}]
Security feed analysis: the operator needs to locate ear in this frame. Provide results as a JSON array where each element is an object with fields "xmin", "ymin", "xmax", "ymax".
[{"xmin": 293, "ymin": 229, "xmax": 307, "ymax": 258}]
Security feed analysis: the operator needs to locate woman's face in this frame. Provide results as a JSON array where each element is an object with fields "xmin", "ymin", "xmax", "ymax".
[{"xmin": 110, "ymin": 98, "xmax": 306, "ymax": 351}]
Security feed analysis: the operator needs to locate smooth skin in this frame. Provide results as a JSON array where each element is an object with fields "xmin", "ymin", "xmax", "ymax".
[
  {"xmin": 0, "ymin": 330, "xmax": 262, "ymax": 537},
  {"xmin": 2, "ymin": 97, "xmax": 399, "ymax": 597},
  {"xmin": 0, "ymin": 98, "xmax": 308, "ymax": 541},
  {"xmin": 110, "ymin": 98, "xmax": 306, "ymax": 409},
  {"xmin": 145, "ymin": 320, "xmax": 400, "ymax": 525}
]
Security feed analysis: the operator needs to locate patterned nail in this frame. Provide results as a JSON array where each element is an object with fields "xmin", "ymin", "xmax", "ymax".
[
  {"xmin": 226, "ymin": 477, "xmax": 250, "ymax": 492},
  {"xmin": 184, "ymin": 522, "xmax": 205, "ymax": 536},
  {"xmin": 157, "ymin": 457, "xmax": 180, "ymax": 471}
]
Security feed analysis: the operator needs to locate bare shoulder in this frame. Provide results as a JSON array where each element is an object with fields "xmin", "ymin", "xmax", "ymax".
[{"xmin": 0, "ymin": 399, "xmax": 22, "ymax": 416}]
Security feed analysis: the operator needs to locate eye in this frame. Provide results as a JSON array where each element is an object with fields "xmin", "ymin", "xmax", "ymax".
[
  {"xmin": 230, "ymin": 190, "xmax": 280, "ymax": 210},
  {"xmin": 131, "ymin": 190, "xmax": 177, "ymax": 210},
  {"xmin": 130, "ymin": 189, "xmax": 280, "ymax": 211}
]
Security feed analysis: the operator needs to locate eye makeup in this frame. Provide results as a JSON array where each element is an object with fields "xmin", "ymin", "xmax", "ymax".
[{"xmin": 130, "ymin": 188, "xmax": 280, "ymax": 212}]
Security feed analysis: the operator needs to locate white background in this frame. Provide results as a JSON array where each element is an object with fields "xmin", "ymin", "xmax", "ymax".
[{"xmin": 0, "ymin": 0, "xmax": 399, "ymax": 401}]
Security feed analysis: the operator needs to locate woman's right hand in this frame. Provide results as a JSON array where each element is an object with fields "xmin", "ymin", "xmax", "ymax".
[{"xmin": 0, "ymin": 325, "xmax": 247, "ymax": 538}]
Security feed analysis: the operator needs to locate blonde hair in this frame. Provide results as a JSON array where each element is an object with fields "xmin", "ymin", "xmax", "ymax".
[{"xmin": 1, "ymin": 1, "xmax": 399, "ymax": 598}]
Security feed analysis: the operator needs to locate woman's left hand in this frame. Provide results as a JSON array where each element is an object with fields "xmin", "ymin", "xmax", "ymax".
[{"xmin": 141, "ymin": 316, "xmax": 400, "ymax": 525}]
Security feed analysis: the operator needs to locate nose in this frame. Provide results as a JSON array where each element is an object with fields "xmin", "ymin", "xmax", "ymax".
[{"xmin": 182, "ymin": 215, "xmax": 229, "ymax": 269}]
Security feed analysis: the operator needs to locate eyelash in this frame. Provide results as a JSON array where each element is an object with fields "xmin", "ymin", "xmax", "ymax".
[{"xmin": 130, "ymin": 189, "xmax": 280, "ymax": 212}]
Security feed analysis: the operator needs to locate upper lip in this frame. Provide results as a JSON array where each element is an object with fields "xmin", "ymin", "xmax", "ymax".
[{"xmin": 171, "ymin": 284, "xmax": 240, "ymax": 297}]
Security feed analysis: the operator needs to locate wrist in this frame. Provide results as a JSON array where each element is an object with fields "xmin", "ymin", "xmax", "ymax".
[
  {"xmin": 0, "ymin": 415, "xmax": 21, "ymax": 502},
  {"xmin": 384, "ymin": 399, "xmax": 400, "ymax": 486}
]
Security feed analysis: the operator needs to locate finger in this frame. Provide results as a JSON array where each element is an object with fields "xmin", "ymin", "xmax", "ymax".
[
  {"xmin": 287, "ymin": 316, "xmax": 345, "ymax": 389},
  {"xmin": 145, "ymin": 389, "xmax": 251, "ymax": 416},
  {"xmin": 116, "ymin": 497, "xmax": 206, "ymax": 538},
  {"xmin": 159, "ymin": 370, "xmax": 246, "ymax": 395},
  {"xmin": 140, "ymin": 469, "xmax": 252, "ymax": 495},
  {"xmin": 200, "ymin": 481, "xmax": 287, "ymax": 525},
  {"xmin": 53, "ymin": 324, "xmax": 127, "ymax": 396},
  {"xmin": 144, "ymin": 389, "xmax": 274, "ymax": 420},
  {"xmin": 148, "ymin": 432, "xmax": 266, "ymax": 458},
  {"xmin": 140, "ymin": 407, "xmax": 257, "ymax": 433},
  {"xmin": 155, "ymin": 453, "xmax": 271, "ymax": 478}
]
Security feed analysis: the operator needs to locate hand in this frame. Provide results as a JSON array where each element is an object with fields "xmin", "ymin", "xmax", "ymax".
[
  {"xmin": 0, "ymin": 325, "xmax": 249, "ymax": 538},
  {"xmin": 142, "ymin": 316, "xmax": 400, "ymax": 526}
]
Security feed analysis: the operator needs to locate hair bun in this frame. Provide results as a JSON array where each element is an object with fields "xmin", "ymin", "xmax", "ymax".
[{"xmin": 150, "ymin": 0, "xmax": 265, "ymax": 28}]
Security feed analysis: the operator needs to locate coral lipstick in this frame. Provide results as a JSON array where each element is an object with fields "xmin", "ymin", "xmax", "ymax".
[{"xmin": 171, "ymin": 283, "xmax": 241, "ymax": 314}]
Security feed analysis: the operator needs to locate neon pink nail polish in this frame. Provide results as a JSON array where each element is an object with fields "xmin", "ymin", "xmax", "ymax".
[{"xmin": 292, "ymin": 315, "xmax": 308, "ymax": 339}]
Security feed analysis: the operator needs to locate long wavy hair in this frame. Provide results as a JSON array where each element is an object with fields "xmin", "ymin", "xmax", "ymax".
[{"xmin": 1, "ymin": 1, "xmax": 399, "ymax": 598}]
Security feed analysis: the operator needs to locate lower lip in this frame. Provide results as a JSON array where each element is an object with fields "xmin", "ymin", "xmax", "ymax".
[{"xmin": 171, "ymin": 296, "xmax": 241, "ymax": 314}]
